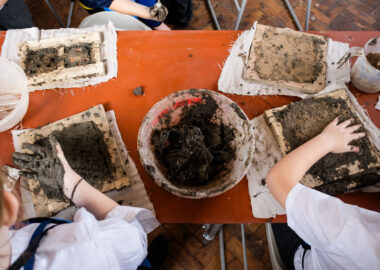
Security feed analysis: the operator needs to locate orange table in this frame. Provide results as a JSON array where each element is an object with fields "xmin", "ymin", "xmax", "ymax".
[{"xmin": 0, "ymin": 31, "xmax": 379, "ymax": 224}]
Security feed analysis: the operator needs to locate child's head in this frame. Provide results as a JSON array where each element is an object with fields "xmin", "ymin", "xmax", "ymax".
[{"xmin": 0, "ymin": 169, "xmax": 19, "ymax": 227}]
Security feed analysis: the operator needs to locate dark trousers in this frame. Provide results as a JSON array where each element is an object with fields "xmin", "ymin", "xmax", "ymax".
[
  {"xmin": 0, "ymin": 0, "xmax": 34, "ymax": 30},
  {"xmin": 271, "ymin": 223, "xmax": 311, "ymax": 270}
]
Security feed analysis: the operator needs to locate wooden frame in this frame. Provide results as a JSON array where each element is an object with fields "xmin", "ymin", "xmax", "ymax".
[
  {"xmin": 16, "ymin": 105, "xmax": 129, "ymax": 216},
  {"xmin": 245, "ymin": 24, "xmax": 328, "ymax": 94},
  {"xmin": 18, "ymin": 32, "xmax": 105, "ymax": 88}
]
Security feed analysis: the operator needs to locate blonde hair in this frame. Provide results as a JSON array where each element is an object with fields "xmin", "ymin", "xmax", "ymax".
[{"xmin": 0, "ymin": 170, "xmax": 5, "ymax": 225}]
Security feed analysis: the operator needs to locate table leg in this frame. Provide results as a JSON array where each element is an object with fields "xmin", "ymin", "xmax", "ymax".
[{"xmin": 202, "ymin": 223, "xmax": 223, "ymax": 242}]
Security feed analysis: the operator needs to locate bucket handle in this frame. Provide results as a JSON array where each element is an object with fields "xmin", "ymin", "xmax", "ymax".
[{"xmin": 337, "ymin": 47, "xmax": 363, "ymax": 69}]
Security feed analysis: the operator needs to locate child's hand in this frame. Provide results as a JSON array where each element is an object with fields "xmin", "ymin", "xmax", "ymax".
[
  {"xmin": 149, "ymin": 1, "xmax": 168, "ymax": 21},
  {"xmin": 320, "ymin": 117, "xmax": 366, "ymax": 154},
  {"xmin": 49, "ymin": 136, "xmax": 83, "ymax": 199}
]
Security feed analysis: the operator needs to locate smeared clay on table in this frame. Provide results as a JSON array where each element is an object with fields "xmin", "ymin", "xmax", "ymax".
[
  {"xmin": 151, "ymin": 93, "xmax": 236, "ymax": 187},
  {"xmin": 15, "ymin": 105, "xmax": 129, "ymax": 217},
  {"xmin": 264, "ymin": 89, "xmax": 380, "ymax": 194}
]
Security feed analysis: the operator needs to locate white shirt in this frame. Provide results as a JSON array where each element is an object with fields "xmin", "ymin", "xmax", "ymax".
[
  {"xmin": 286, "ymin": 184, "xmax": 380, "ymax": 270},
  {"xmin": 9, "ymin": 206, "xmax": 159, "ymax": 270}
]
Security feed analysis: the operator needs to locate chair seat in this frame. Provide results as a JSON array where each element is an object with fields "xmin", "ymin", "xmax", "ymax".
[{"xmin": 79, "ymin": 11, "xmax": 151, "ymax": 30}]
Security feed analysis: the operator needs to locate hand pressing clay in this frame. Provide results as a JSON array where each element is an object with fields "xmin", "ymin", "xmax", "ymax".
[{"xmin": 12, "ymin": 136, "xmax": 64, "ymax": 192}]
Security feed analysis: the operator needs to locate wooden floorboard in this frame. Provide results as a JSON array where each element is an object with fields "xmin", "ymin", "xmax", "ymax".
[{"xmin": 21, "ymin": 1, "xmax": 379, "ymax": 269}]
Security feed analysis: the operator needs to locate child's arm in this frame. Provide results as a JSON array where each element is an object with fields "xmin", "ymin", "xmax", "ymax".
[
  {"xmin": 110, "ymin": 0, "xmax": 168, "ymax": 21},
  {"xmin": 266, "ymin": 117, "xmax": 365, "ymax": 208},
  {"xmin": 52, "ymin": 142, "xmax": 118, "ymax": 220}
]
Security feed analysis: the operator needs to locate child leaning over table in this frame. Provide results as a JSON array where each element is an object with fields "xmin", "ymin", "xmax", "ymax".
[
  {"xmin": 266, "ymin": 117, "xmax": 380, "ymax": 269},
  {"xmin": 79, "ymin": 0, "xmax": 171, "ymax": 30},
  {"xmin": 0, "ymin": 137, "xmax": 168, "ymax": 270}
]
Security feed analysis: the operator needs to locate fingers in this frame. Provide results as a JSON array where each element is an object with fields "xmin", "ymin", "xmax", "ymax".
[
  {"xmin": 49, "ymin": 137, "xmax": 71, "ymax": 170},
  {"xmin": 340, "ymin": 118, "xmax": 353, "ymax": 128},
  {"xmin": 330, "ymin": 116, "xmax": 339, "ymax": 126},
  {"xmin": 22, "ymin": 143, "xmax": 47, "ymax": 158},
  {"xmin": 49, "ymin": 135, "xmax": 60, "ymax": 156},
  {"xmin": 351, "ymin": 132, "xmax": 366, "ymax": 140},
  {"xmin": 19, "ymin": 170, "xmax": 38, "ymax": 180},
  {"xmin": 347, "ymin": 124, "xmax": 362, "ymax": 133},
  {"xmin": 49, "ymin": 136, "xmax": 67, "ymax": 165},
  {"xmin": 347, "ymin": 145, "xmax": 360, "ymax": 153},
  {"xmin": 12, "ymin": 152, "xmax": 34, "ymax": 162},
  {"xmin": 12, "ymin": 156, "xmax": 32, "ymax": 169}
]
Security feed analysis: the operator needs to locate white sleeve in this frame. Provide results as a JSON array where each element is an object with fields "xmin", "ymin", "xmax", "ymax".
[
  {"xmin": 105, "ymin": 205, "xmax": 160, "ymax": 234},
  {"xmin": 286, "ymin": 184, "xmax": 380, "ymax": 268},
  {"xmin": 72, "ymin": 207, "xmax": 154, "ymax": 270}
]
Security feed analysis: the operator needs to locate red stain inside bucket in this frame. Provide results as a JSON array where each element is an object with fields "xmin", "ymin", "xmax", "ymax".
[{"xmin": 153, "ymin": 97, "xmax": 202, "ymax": 127}]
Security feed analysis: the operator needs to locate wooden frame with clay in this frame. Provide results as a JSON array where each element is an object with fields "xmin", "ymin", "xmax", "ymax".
[
  {"xmin": 16, "ymin": 104, "xmax": 129, "ymax": 217},
  {"xmin": 245, "ymin": 24, "xmax": 328, "ymax": 94},
  {"xmin": 264, "ymin": 89, "xmax": 380, "ymax": 188},
  {"xmin": 18, "ymin": 32, "xmax": 105, "ymax": 88}
]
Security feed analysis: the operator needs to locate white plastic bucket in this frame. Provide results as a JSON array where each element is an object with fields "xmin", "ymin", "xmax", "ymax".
[
  {"xmin": 79, "ymin": 11, "xmax": 151, "ymax": 31},
  {"xmin": 0, "ymin": 58, "xmax": 29, "ymax": 132},
  {"xmin": 351, "ymin": 37, "xmax": 380, "ymax": 93}
]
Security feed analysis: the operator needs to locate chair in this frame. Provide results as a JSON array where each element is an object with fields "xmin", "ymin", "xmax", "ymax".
[
  {"xmin": 283, "ymin": 0, "xmax": 313, "ymax": 31},
  {"xmin": 207, "ymin": 0, "xmax": 313, "ymax": 31},
  {"xmin": 45, "ymin": 0, "xmax": 76, "ymax": 28},
  {"xmin": 203, "ymin": 224, "xmax": 249, "ymax": 270},
  {"xmin": 206, "ymin": 0, "xmax": 247, "ymax": 30},
  {"xmin": 78, "ymin": 11, "xmax": 151, "ymax": 30},
  {"xmin": 266, "ymin": 223, "xmax": 286, "ymax": 270}
]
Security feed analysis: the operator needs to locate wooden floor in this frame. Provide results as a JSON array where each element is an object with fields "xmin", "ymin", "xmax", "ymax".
[
  {"xmin": 22, "ymin": 1, "xmax": 379, "ymax": 269},
  {"xmin": 148, "ymin": 223, "xmax": 271, "ymax": 270}
]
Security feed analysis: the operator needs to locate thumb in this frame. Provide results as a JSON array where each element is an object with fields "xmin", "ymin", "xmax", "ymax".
[{"xmin": 49, "ymin": 136, "xmax": 71, "ymax": 169}]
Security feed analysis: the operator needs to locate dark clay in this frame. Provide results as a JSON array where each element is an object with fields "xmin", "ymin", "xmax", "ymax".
[
  {"xmin": 315, "ymin": 172, "xmax": 380, "ymax": 195},
  {"xmin": 151, "ymin": 93, "xmax": 236, "ymax": 187},
  {"xmin": 133, "ymin": 86, "xmax": 144, "ymax": 96},
  {"xmin": 24, "ymin": 42, "xmax": 96, "ymax": 76},
  {"xmin": 366, "ymin": 53, "xmax": 380, "ymax": 70},
  {"xmin": 272, "ymin": 96, "xmax": 379, "ymax": 192},
  {"xmin": 25, "ymin": 47, "xmax": 60, "ymax": 76}
]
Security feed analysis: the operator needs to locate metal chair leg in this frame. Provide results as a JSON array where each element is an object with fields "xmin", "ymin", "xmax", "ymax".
[
  {"xmin": 207, "ymin": 0, "xmax": 247, "ymax": 30},
  {"xmin": 66, "ymin": 0, "xmax": 76, "ymax": 28},
  {"xmin": 207, "ymin": 0, "xmax": 221, "ymax": 30},
  {"xmin": 234, "ymin": 0, "xmax": 247, "ymax": 30},
  {"xmin": 305, "ymin": 0, "xmax": 312, "ymax": 30},
  {"xmin": 219, "ymin": 226, "xmax": 226, "ymax": 270},
  {"xmin": 283, "ymin": 0, "xmax": 303, "ymax": 31},
  {"xmin": 241, "ymin": 224, "xmax": 248, "ymax": 270},
  {"xmin": 45, "ymin": 0, "xmax": 65, "ymax": 27}
]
